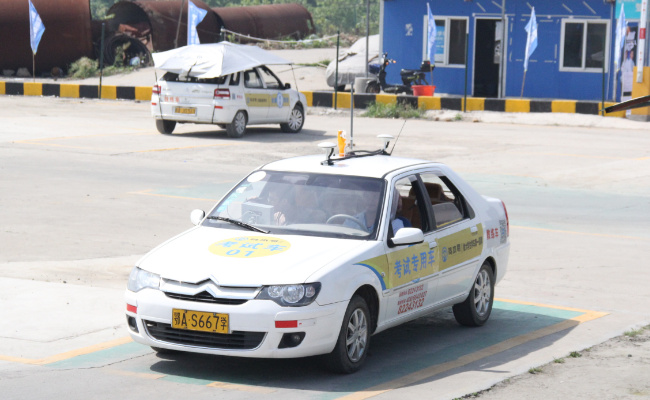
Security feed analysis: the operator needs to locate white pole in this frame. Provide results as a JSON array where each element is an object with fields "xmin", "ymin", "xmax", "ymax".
[
  {"xmin": 499, "ymin": 0, "xmax": 506, "ymax": 98},
  {"xmin": 636, "ymin": 0, "xmax": 648, "ymax": 82}
]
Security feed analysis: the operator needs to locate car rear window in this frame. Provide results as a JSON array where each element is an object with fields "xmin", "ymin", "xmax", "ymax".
[{"xmin": 161, "ymin": 72, "xmax": 228, "ymax": 85}]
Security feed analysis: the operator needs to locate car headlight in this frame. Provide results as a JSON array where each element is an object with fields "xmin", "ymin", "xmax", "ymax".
[
  {"xmin": 256, "ymin": 283, "xmax": 321, "ymax": 307},
  {"xmin": 127, "ymin": 267, "xmax": 161, "ymax": 292}
]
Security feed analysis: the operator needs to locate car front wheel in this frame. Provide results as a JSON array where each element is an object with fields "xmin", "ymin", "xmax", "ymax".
[
  {"xmin": 324, "ymin": 295, "xmax": 370, "ymax": 374},
  {"xmin": 226, "ymin": 111, "xmax": 247, "ymax": 138},
  {"xmin": 280, "ymin": 105, "xmax": 304, "ymax": 133},
  {"xmin": 155, "ymin": 119, "xmax": 176, "ymax": 134},
  {"xmin": 452, "ymin": 262, "xmax": 494, "ymax": 327}
]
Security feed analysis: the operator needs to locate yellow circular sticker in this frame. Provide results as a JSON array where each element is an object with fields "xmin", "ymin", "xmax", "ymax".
[{"xmin": 209, "ymin": 236, "xmax": 291, "ymax": 258}]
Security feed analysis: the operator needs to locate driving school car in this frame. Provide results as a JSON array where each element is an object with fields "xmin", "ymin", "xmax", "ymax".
[
  {"xmin": 151, "ymin": 65, "xmax": 307, "ymax": 138},
  {"xmin": 125, "ymin": 139, "xmax": 510, "ymax": 373}
]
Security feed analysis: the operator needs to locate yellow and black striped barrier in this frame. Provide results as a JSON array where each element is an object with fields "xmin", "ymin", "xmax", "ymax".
[
  {"xmin": 0, "ymin": 81, "xmax": 625, "ymax": 118},
  {"xmin": 304, "ymin": 91, "xmax": 626, "ymax": 118},
  {"xmin": 0, "ymin": 81, "xmax": 150, "ymax": 101}
]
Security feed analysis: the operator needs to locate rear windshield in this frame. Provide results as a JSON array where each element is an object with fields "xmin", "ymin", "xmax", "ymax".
[{"xmin": 161, "ymin": 72, "xmax": 228, "ymax": 85}]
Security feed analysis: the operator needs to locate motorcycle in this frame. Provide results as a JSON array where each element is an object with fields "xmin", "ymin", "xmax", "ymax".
[{"xmin": 366, "ymin": 53, "xmax": 433, "ymax": 95}]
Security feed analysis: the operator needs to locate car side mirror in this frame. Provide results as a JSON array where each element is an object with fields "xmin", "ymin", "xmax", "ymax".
[
  {"xmin": 284, "ymin": 82, "xmax": 291, "ymax": 89},
  {"xmin": 190, "ymin": 209, "xmax": 206, "ymax": 226},
  {"xmin": 389, "ymin": 227, "xmax": 424, "ymax": 247}
]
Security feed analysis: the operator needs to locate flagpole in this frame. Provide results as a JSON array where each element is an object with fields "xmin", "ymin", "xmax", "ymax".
[
  {"xmin": 520, "ymin": 70, "xmax": 526, "ymax": 98},
  {"xmin": 32, "ymin": 54, "xmax": 35, "ymax": 82}
]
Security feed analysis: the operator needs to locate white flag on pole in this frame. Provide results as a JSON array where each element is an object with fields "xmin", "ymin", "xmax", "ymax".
[
  {"xmin": 523, "ymin": 7, "xmax": 537, "ymax": 72},
  {"xmin": 29, "ymin": 0, "xmax": 45, "ymax": 55},
  {"xmin": 427, "ymin": 3, "xmax": 436, "ymax": 62},
  {"xmin": 614, "ymin": 7, "xmax": 626, "ymax": 71},
  {"xmin": 188, "ymin": 1, "xmax": 207, "ymax": 46}
]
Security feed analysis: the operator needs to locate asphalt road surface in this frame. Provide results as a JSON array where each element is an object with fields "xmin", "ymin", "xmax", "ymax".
[{"xmin": 0, "ymin": 96, "xmax": 649, "ymax": 399}]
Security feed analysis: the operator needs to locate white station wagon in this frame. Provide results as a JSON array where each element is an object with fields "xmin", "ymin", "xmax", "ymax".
[
  {"xmin": 125, "ymin": 139, "xmax": 510, "ymax": 373},
  {"xmin": 151, "ymin": 65, "xmax": 307, "ymax": 138}
]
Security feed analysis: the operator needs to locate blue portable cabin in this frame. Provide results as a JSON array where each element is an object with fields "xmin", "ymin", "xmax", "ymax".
[{"xmin": 380, "ymin": 0, "xmax": 624, "ymax": 101}]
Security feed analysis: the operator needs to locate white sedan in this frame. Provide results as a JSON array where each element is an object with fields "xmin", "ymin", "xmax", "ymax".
[
  {"xmin": 125, "ymin": 140, "xmax": 510, "ymax": 373},
  {"xmin": 151, "ymin": 65, "xmax": 307, "ymax": 138}
]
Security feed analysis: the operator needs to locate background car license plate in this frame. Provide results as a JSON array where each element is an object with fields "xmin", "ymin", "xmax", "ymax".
[
  {"xmin": 174, "ymin": 106, "xmax": 196, "ymax": 115},
  {"xmin": 172, "ymin": 309, "xmax": 229, "ymax": 334}
]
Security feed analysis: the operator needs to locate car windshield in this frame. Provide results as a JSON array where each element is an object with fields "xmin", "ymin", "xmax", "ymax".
[{"xmin": 204, "ymin": 170, "xmax": 385, "ymax": 239}]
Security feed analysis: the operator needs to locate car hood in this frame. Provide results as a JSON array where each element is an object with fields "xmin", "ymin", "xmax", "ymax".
[{"xmin": 138, "ymin": 226, "xmax": 370, "ymax": 286}]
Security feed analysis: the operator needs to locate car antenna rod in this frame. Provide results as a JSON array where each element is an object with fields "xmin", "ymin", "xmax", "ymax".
[{"xmin": 389, "ymin": 120, "xmax": 407, "ymax": 155}]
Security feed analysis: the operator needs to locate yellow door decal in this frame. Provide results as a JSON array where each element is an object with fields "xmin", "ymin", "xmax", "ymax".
[{"xmin": 437, "ymin": 223, "xmax": 483, "ymax": 271}]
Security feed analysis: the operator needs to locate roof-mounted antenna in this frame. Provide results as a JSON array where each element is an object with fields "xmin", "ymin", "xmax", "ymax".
[
  {"xmin": 318, "ymin": 142, "xmax": 337, "ymax": 165},
  {"xmin": 388, "ymin": 120, "xmax": 407, "ymax": 155}
]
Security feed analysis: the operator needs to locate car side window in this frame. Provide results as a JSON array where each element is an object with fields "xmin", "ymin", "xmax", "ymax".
[
  {"xmin": 419, "ymin": 173, "xmax": 466, "ymax": 229},
  {"xmin": 229, "ymin": 72, "xmax": 240, "ymax": 86},
  {"xmin": 244, "ymin": 69, "xmax": 263, "ymax": 88},
  {"xmin": 259, "ymin": 67, "xmax": 283, "ymax": 89},
  {"xmin": 392, "ymin": 176, "xmax": 430, "ymax": 234}
]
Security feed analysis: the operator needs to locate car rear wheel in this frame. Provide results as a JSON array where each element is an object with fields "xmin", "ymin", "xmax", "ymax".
[
  {"xmin": 452, "ymin": 262, "xmax": 494, "ymax": 327},
  {"xmin": 280, "ymin": 105, "xmax": 304, "ymax": 133},
  {"xmin": 366, "ymin": 81, "xmax": 380, "ymax": 94},
  {"xmin": 324, "ymin": 295, "xmax": 370, "ymax": 374},
  {"xmin": 155, "ymin": 119, "xmax": 176, "ymax": 134},
  {"xmin": 226, "ymin": 111, "xmax": 247, "ymax": 138}
]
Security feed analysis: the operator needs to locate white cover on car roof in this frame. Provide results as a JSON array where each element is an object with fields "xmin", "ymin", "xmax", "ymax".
[
  {"xmin": 152, "ymin": 42, "xmax": 292, "ymax": 78},
  {"xmin": 326, "ymin": 35, "xmax": 380, "ymax": 88}
]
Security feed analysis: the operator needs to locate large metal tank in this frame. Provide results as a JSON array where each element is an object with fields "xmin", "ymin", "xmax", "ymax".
[
  {"xmin": 213, "ymin": 3, "xmax": 315, "ymax": 41},
  {"xmin": 107, "ymin": 0, "xmax": 221, "ymax": 52},
  {"xmin": 0, "ymin": 0, "xmax": 93, "ymax": 74}
]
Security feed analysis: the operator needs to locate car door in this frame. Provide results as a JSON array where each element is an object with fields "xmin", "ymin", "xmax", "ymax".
[
  {"xmin": 418, "ymin": 172, "xmax": 484, "ymax": 306},
  {"xmin": 257, "ymin": 66, "xmax": 291, "ymax": 122},
  {"xmin": 382, "ymin": 174, "xmax": 439, "ymax": 323},
  {"xmin": 243, "ymin": 68, "xmax": 269, "ymax": 123}
]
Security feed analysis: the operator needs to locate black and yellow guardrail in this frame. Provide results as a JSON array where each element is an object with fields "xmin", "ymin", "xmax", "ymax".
[
  {"xmin": 0, "ymin": 81, "xmax": 151, "ymax": 101},
  {"xmin": 0, "ymin": 81, "xmax": 625, "ymax": 118},
  {"xmin": 303, "ymin": 91, "xmax": 626, "ymax": 118}
]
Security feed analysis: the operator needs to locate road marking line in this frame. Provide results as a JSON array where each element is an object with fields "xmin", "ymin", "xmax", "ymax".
[
  {"xmin": 514, "ymin": 151, "xmax": 633, "ymax": 160},
  {"xmin": 0, "ymin": 337, "xmax": 132, "ymax": 366},
  {"xmin": 130, "ymin": 143, "xmax": 236, "ymax": 153},
  {"xmin": 335, "ymin": 302, "xmax": 607, "ymax": 400},
  {"xmin": 512, "ymin": 225, "xmax": 650, "ymax": 241},
  {"xmin": 107, "ymin": 369, "xmax": 166, "ymax": 380},
  {"xmin": 207, "ymin": 381, "xmax": 277, "ymax": 393},
  {"xmin": 128, "ymin": 189, "xmax": 219, "ymax": 202}
]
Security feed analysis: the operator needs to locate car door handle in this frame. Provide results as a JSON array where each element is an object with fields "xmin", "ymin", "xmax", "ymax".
[
  {"xmin": 429, "ymin": 241, "xmax": 438, "ymax": 249},
  {"xmin": 470, "ymin": 226, "xmax": 478, "ymax": 234}
]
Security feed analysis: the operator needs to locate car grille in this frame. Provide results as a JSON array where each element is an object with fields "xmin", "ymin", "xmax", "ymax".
[
  {"xmin": 164, "ymin": 291, "xmax": 248, "ymax": 305},
  {"xmin": 144, "ymin": 320, "xmax": 265, "ymax": 350}
]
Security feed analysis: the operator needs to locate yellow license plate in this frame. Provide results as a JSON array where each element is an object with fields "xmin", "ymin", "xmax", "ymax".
[
  {"xmin": 174, "ymin": 106, "xmax": 196, "ymax": 115},
  {"xmin": 172, "ymin": 309, "xmax": 229, "ymax": 334}
]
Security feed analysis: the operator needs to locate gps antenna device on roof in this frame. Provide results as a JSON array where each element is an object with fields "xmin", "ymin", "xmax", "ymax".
[{"xmin": 318, "ymin": 135, "xmax": 394, "ymax": 166}]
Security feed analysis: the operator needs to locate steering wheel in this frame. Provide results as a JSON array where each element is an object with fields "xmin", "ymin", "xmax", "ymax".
[{"xmin": 326, "ymin": 214, "xmax": 366, "ymax": 230}]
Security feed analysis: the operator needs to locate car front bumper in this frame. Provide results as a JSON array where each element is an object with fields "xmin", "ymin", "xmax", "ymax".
[{"xmin": 125, "ymin": 288, "xmax": 347, "ymax": 358}]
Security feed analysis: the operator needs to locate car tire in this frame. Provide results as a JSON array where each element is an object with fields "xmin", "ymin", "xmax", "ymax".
[
  {"xmin": 324, "ymin": 295, "xmax": 370, "ymax": 374},
  {"xmin": 366, "ymin": 81, "xmax": 380, "ymax": 94},
  {"xmin": 336, "ymin": 85, "xmax": 346, "ymax": 92},
  {"xmin": 452, "ymin": 262, "xmax": 495, "ymax": 327},
  {"xmin": 155, "ymin": 119, "xmax": 176, "ymax": 134},
  {"xmin": 280, "ymin": 105, "xmax": 305, "ymax": 133},
  {"xmin": 226, "ymin": 111, "xmax": 247, "ymax": 138}
]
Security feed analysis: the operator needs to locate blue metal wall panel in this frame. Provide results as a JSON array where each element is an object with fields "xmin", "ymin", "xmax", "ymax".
[{"xmin": 382, "ymin": 0, "xmax": 617, "ymax": 101}]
